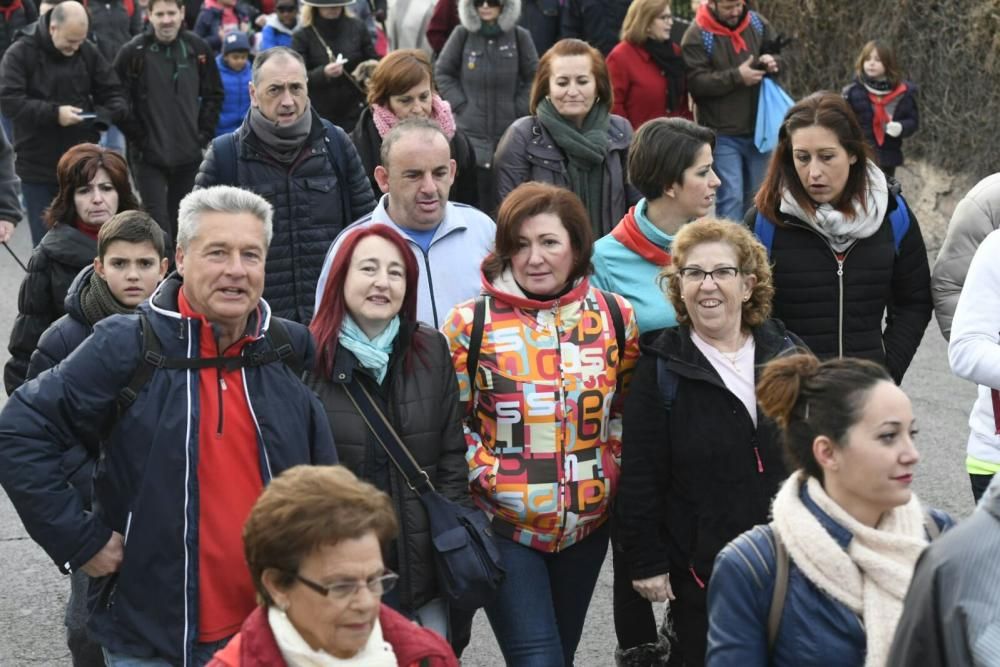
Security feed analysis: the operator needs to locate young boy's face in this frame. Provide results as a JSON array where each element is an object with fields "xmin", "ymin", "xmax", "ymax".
[
  {"xmin": 95, "ymin": 240, "xmax": 168, "ymax": 308},
  {"xmin": 224, "ymin": 51, "xmax": 250, "ymax": 72}
]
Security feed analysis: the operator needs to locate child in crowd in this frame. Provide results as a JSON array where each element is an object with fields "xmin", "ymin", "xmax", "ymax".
[
  {"xmin": 194, "ymin": 0, "xmax": 256, "ymax": 54},
  {"xmin": 25, "ymin": 211, "xmax": 168, "ymax": 667},
  {"xmin": 216, "ymin": 32, "xmax": 253, "ymax": 136},
  {"xmin": 258, "ymin": 0, "xmax": 300, "ymax": 50},
  {"xmin": 843, "ymin": 40, "xmax": 919, "ymax": 178}
]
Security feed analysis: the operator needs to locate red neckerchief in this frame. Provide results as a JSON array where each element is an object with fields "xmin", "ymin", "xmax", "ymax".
[
  {"xmin": 868, "ymin": 83, "xmax": 908, "ymax": 146},
  {"xmin": 0, "ymin": 0, "xmax": 23, "ymax": 21},
  {"xmin": 610, "ymin": 206, "xmax": 672, "ymax": 266},
  {"xmin": 695, "ymin": 3, "xmax": 752, "ymax": 54}
]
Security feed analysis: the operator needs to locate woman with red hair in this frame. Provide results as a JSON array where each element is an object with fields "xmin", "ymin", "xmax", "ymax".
[{"xmin": 306, "ymin": 224, "xmax": 473, "ymax": 650}]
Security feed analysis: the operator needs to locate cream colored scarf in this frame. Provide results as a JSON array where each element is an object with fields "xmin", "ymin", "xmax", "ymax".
[
  {"xmin": 771, "ymin": 473, "xmax": 929, "ymax": 667},
  {"xmin": 268, "ymin": 607, "xmax": 397, "ymax": 667}
]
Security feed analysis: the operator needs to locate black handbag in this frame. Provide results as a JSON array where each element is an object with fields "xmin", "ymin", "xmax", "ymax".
[{"xmin": 342, "ymin": 381, "xmax": 505, "ymax": 610}]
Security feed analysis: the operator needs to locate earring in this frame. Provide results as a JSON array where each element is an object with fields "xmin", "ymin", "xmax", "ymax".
[
  {"xmin": 277, "ymin": 600, "xmax": 290, "ymax": 612},
  {"xmin": 743, "ymin": 295, "xmax": 750, "ymax": 302}
]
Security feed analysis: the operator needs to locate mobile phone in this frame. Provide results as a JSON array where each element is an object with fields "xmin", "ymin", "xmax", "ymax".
[{"xmin": 78, "ymin": 112, "xmax": 98, "ymax": 120}]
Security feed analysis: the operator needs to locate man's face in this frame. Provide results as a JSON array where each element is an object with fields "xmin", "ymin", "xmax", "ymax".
[
  {"xmin": 274, "ymin": 2, "xmax": 297, "ymax": 27},
  {"xmin": 249, "ymin": 55, "xmax": 309, "ymax": 126},
  {"xmin": 175, "ymin": 211, "xmax": 267, "ymax": 334},
  {"xmin": 374, "ymin": 131, "xmax": 455, "ymax": 230},
  {"xmin": 49, "ymin": 19, "xmax": 88, "ymax": 56},
  {"xmin": 148, "ymin": 1, "xmax": 182, "ymax": 43},
  {"xmin": 711, "ymin": 0, "xmax": 745, "ymax": 27}
]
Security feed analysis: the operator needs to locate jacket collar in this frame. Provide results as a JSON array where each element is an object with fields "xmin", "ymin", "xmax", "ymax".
[
  {"xmin": 800, "ymin": 481, "xmax": 854, "ymax": 548},
  {"xmin": 374, "ymin": 193, "xmax": 471, "ymax": 241},
  {"xmin": 458, "ymin": 0, "xmax": 521, "ymax": 32},
  {"xmin": 481, "ymin": 266, "xmax": 591, "ymax": 311},
  {"xmin": 37, "ymin": 223, "xmax": 98, "ymax": 264}
]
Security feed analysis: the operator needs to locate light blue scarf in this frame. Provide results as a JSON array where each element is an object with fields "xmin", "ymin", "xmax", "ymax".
[{"xmin": 338, "ymin": 315, "xmax": 400, "ymax": 384}]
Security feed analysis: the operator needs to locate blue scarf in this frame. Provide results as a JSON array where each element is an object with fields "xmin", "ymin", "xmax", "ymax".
[{"xmin": 338, "ymin": 315, "xmax": 400, "ymax": 384}]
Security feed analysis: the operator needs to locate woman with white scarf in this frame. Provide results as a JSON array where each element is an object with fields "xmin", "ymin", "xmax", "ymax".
[
  {"xmin": 745, "ymin": 91, "xmax": 931, "ymax": 384},
  {"xmin": 705, "ymin": 353, "xmax": 952, "ymax": 667}
]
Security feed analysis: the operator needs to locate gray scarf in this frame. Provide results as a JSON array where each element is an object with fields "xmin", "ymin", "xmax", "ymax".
[
  {"xmin": 79, "ymin": 270, "xmax": 134, "ymax": 326},
  {"xmin": 248, "ymin": 106, "xmax": 313, "ymax": 163}
]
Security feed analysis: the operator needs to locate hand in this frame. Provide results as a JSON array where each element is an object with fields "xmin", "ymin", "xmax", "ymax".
[
  {"xmin": 759, "ymin": 54, "xmax": 779, "ymax": 74},
  {"xmin": 255, "ymin": 14, "xmax": 267, "ymax": 28},
  {"xmin": 58, "ymin": 105, "xmax": 84, "ymax": 127},
  {"xmin": 632, "ymin": 574, "xmax": 675, "ymax": 602},
  {"xmin": 738, "ymin": 56, "xmax": 766, "ymax": 86},
  {"xmin": 323, "ymin": 61, "xmax": 344, "ymax": 78},
  {"xmin": 81, "ymin": 531, "xmax": 124, "ymax": 577},
  {"xmin": 217, "ymin": 25, "xmax": 227, "ymax": 42},
  {"xmin": 0, "ymin": 220, "xmax": 14, "ymax": 243},
  {"xmin": 885, "ymin": 121, "xmax": 903, "ymax": 138}
]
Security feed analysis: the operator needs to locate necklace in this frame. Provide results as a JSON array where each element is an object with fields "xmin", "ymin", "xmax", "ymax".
[{"xmin": 717, "ymin": 335, "xmax": 749, "ymax": 368}]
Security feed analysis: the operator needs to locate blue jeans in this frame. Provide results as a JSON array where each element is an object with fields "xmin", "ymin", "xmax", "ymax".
[
  {"xmin": 100, "ymin": 125, "xmax": 127, "ymax": 156},
  {"xmin": 21, "ymin": 181, "xmax": 59, "ymax": 247},
  {"xmin": 102, "ymin": 638, "xmax": 230, "ymax": 667},
  {"xmin": 485, "ymin": 521, "xmax": 610, "ymax": 666},
  {"xmin": 713, "ymin": 134, "xmax": 771, "ymax": 223}
]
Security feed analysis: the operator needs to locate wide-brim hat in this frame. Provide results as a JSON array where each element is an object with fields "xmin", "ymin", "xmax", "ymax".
[{"xmin": 301, "ymin": 0, "xmax": 353, "ymax": 6}]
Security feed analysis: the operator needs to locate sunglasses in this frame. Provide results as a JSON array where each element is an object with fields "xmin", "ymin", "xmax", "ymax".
[{"xmin": 473, "ymin": 0, "xmax": 502, "ymax": 7}]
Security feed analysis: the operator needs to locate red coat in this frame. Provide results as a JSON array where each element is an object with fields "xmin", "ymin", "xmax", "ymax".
[
  {"xmin": 208, "ymin": 605, "xmax": 459, "ymax": 667},
  {"xmin": 606, "ymin": 40, "xmax": 692, "ymax": 129}
]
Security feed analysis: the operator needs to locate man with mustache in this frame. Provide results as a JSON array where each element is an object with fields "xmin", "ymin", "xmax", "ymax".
[{"xmin": 315, "ymin": 117, "xmax": 495, "ymax": 329}]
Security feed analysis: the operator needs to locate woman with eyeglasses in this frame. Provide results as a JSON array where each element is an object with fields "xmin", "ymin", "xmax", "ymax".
[
  {"xmin": 617, "ymin": 218, "xmax": 802, "ymax": 664},
  {"xmin": 434, "ymin": 0, "xmax": 538, "ymax": 211},
  {"xmin": 208, "ymin": 465, "xmax": 459, "ymax": 667}
]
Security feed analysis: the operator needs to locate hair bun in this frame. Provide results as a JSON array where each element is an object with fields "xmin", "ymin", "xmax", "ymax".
[{"xmin": 756, "ymin": 352, "xmax": 820, "ymax": 431}]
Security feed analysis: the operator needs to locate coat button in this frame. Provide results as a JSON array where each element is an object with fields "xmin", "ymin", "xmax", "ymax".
[{"xmin": 338, "ymin": 373, "xmax": 346, "ymax": 380}]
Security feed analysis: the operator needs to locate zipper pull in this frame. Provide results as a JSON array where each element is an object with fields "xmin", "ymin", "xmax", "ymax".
[
  {"xmin": 220, "ymin": 377, "xmax": 228, "ymax": 391},
  {"xmin": 835, "ymin": 254, "xmax": 845, "ymax": 276},
  {"xmin": 689, "ymin": 566, "xmax": 706, "ymax": 589},
  {"xmin": 754, "ymin": 446, "xmax": 764, "ymax": 473}
]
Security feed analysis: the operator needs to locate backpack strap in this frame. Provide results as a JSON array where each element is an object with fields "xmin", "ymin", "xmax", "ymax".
[
  {"xmin": 754, "ymin": 212, "xmax": 776, "ymax": 259},
  {"xmin": 767, "ymin": 524, "xmax": 789, "ymax": 654},
  {"xmin": 596, "ymin": 289, "xmax": 626, "ymax": 394},
  {"xmin": 264, "ymin": 318, "xmax": 304, "ymax": 377},
  {"xmin": 116, "ymin": 313, "xmax": 160, "ymax": 414},
  {"xmin": 465, "ymin": 296, "xmax": 487, "ymax": 390},
  {"xmin": 208, "ymin": 131, "xmax": 240, "ymax": 186},
  {"xmin": 923, "ymin": 510, "xmax": 941, "ymax": 541},
  {"xmin": 656, "ymin": 358, "xmax": 680, "ymax": 411},
  {"xmin": 888, "ymin": 193, "xmax": 910, "ymax": 255},
  {"xmin": 319, "ymin": 118, "xmax": 354, "ymax": 226}
]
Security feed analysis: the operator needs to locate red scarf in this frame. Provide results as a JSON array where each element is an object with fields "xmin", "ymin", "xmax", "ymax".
[
  {"xmin": 0, "ymin": 0, "xmax": 22, "ymax": 20},
  {"xmin": 868, "ymin": 83, "xmax": 908, "ymax": 146},
  {"xmin": 695, "ymin": 3, "xmax": 752, "ymax": 54},
  {"xmin": 610, "ymin": 207, "xmax": 672, "ymax": 265}
]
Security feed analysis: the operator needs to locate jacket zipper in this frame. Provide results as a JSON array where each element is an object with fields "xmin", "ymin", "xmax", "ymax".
[
  {"xmin": 834, "ymin": 243, "xmax": 858, "ymax": 358},
  {"xmin": 216, "ymin": 368, "xmax": 226, "ymax": 436},
  {"xmin": 552, "ymin": 303, "xmax": 568, "ymax": 543}
]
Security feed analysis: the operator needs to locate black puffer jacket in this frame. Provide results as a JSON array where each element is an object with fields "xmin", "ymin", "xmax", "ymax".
[
  {"xmin": 618, "ymin": 320, "xmax": 797, "ymax": 585},
  {"xmin": 0, "ymin": 0, "xmax": 37, "ymax": 59},
  {"xmin": 194, "ymin": 109, "xmax": 377, "ymax": 323},
  {"xmin": 746, "ymin": 192, "xmax": 931, "ymax": 383},
  {"xmin": 305, "ymin": 321, "xmax": 470, "ymax": 613},
  {"xmin": 292, "ymin": 13, "xmax": 378, "ymax": 132},
  {"xmin": 4, "ymin": 224, "xmax": 96, "ymax": 395},
  {"xmin": 350, "ymin": 105, "xmax": 480, "ymax": 209}
]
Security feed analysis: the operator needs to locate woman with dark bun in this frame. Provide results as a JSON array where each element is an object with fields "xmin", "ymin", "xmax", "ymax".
[{"xmin": 706, "ymin": 353, "xmax": 952, "ymax": 667}]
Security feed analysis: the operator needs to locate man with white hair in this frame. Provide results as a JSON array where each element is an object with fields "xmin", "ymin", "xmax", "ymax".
[{"xmin": 0, "ymin": 186, "xmax": 337, "ymax": 667}]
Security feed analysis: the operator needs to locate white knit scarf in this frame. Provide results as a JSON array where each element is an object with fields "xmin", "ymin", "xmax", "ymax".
[
  {"xmin": 770, "ymin": 473, "xmax": 929, "ymax": 667},
  {"xmin": 779, "ymin": 162, "xmax": 889, "ymax": 253},
  {"xmin": 268, "ymin": 607, "xmax": 397, "ymax": 667}
]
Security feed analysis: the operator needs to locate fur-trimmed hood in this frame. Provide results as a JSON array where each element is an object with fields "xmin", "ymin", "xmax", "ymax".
[{"xmin": 458, "ymin": 0, "xmax": 521, "ymax": 33}]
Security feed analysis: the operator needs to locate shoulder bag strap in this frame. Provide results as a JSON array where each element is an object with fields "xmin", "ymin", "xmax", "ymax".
[
  {"xmin": 466, "ymin": 296, "xmax": 487, "ymax": 390},
  {"xmin": 767, "ymin": 525, "xmax": 789, "ymax": 654},
  {"xmin": 341, "ymin": 380, "xmax": 435, "ymax": 495}
]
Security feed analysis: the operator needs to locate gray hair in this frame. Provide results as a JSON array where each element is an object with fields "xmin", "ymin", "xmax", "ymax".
[
  {"xmin": 252, "ymin": 47, "xmax": 306, "ymax": 87},
  {"xmin": 379, "ymin": 117, "xmax": 450, "ymax": 169},
  {"xmin": 177, "ymin": 186, "xmax": 274, "ymax": 250}
]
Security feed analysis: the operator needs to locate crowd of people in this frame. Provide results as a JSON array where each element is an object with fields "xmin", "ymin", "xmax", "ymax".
[{"xmin": 0, "ymin": 0, "xmax": 997, "ymax": 665}]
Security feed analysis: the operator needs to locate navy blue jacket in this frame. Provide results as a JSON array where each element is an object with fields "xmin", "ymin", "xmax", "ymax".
[
  {"xmin": 705, "ymin": 484, "xmax": 951, "ymax": 667},
  {"xmin": 0, "ymin": 273, "xmax": 337, "ymax": 664},
  {"xmin": 843, "ymin": 79, "xmax": 919, "ymax": 169}
]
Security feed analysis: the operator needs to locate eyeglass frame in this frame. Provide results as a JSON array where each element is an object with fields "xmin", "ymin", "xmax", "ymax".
[
  {"xmin": 292, "ymin": 570, "xmax": 400, "ymax": 601},
  {"xmin": 677, "ymin": 266, "xmax": 742, "ymax": 284}
]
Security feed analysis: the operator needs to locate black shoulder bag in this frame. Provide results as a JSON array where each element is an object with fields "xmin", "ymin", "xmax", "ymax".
[{"xmin": 341, "ymin": 381, "xmax": 505, "ymax": 610}]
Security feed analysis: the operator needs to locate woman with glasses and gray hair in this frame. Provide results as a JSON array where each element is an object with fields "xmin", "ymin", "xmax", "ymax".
[
  {"xmin": 208, "ymin": 465, "xmax": 458, "ymax": 667},
  {"xmin": 617, "ymin": 218, "xmax": 802, "ymax": 664}
]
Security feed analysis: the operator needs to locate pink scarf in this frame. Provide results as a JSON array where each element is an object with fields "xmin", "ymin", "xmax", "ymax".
[{"xmin": 371, "ymin": 94, "xmax": 457, "ymax": 140}]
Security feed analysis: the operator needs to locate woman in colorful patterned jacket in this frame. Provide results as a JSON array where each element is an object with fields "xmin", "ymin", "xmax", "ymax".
[{"xmin": 441, "ymin": 181, "xmax": 640, "ymax": 666}]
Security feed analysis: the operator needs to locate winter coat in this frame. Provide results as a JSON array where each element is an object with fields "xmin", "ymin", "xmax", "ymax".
[
  {"xmin": 350, "ymin": 105, "xmax": 480, "ymax": 209},
  {"xmin": 195, "ymin": 108, "xmax": 377, "ymax": 323},
  {"xmin": 441, "ymin": 273, "xmax": 641, "ymax": 552},
  {"xmin": 706, "ymin": 484, "xmax": 951, "ymax": 667},
  {"xmin": 559, "ymin": 0, "xmax": 630, "ymax": 56},
  {"xmin": 0, "ymin": 126, "xmax": 21, "ymax": 227},
  {"xmin": 4, "ymin": 224, "xmax": 96, "ymax": 395},
  {"xmin": 88, "ymin": 0, "xmax": 142, "ymax": 65},
  {"xmin": 427, "ymin": 0, "xmax": 561, "ymax": 56},
  {"xmin": 114, "ymin": 29, "xmax": 224, "ymax": 168},
  {"xmin": 215, "ymin": 53, "xmax": 252, "ymax": 137},
  {"xmin": 843, "ymin": 79, "xmax": 919, "ymax": 169},
  {"xmin": 291, "ymin": 13, "xmax": 378, "ymax": 132},
  {"xmin": 0, "ymin": 11, "xmax": 126, "ymax": 183},
  {"xmin": 258, "ymin": 13, "xmax": 298, "ymax": 50},
  {"xmin": 745, "ymin": 192, "xmax": 931, "ymax": 384},
  {"xmin": 931, "ymin": 172, "xmax": 1000, "ymax": 340},
  {"xmin": 0, "ymin": 0, "xmax": 37, "ymax": 59},
  {"xmin": 681, "ymin": 9, "xmax": 781, "ymax": 136},
  {"xmin": 493, "ymin": 114, "xmax": 638, "ymax": 236},
  {"xmin": 0, "ymin": 273, "xmax": 337, "ymax": 664},
  {"xmin": 606, "ymin": 39, "xmax": 692, "ymax": 128},
  {"xmin": 193, "ymin": 0, "xmax": 255, "ymax": 53},
  {"xmin": 434, "ymin": 0, "xmax": 537, "ymax": 169},
  {"xmin": 385, "ymin": 0, "xmax": 435, "ymax": 53},
  {"xmin": 305, "ymin": 322, "xmax": 470, "ymax": 613},
  {"xmin": 618, "ymin": 322, "xmax": 796, "ymax": 589},
  {"xmin": 208, "ymin": 604, "xmax": 459, "ymax": 667}
]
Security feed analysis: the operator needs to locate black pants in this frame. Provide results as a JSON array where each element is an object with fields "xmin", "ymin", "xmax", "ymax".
[
  {"xmin": 133, "ymin": 160, "xmax": 200, "ymax": 253},
  {"xmin": 971, "ymin": 473, "xmax": 994, "ymax": 503},
  {"xmin": 671, "ymin": 572, "xmax": 708, "ymax": 666}
]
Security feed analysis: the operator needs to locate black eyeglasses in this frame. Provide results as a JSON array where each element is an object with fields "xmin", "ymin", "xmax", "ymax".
[
  {"xmin": 677, "ymin": 266, "xmax": 741, "ymax": 283},
  {"xmin": 473, "ymin": 0, "xmax": 502, "ymax": 7},
  {"xmin": 293, "ymin": 571, "xmax": 399, "ymax": 600}
]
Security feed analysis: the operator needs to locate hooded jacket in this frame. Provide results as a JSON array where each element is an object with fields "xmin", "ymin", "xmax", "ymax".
[
  {"xmin": 0, "ymin": 273, "xmax": 337, "ymax": 664},
  {"xmin": 258, "ymin": 12, "xmax": 299, "ymax": 50},
  {"xmin": 4, "ymin": 223, "xmax": 97, "ymax": 395},
  {"xmin": 215, "ymin": 52, "xmax": 252, "ymax": 137},
  {"xmin": 441, "ymin": 271, "xmax": 640, "ymax": 552},
  {"xmin": 306, "ymin": 322, "xmax": 471, "ymax": 613},
  {"xmin": 434, "ymin": 0, "xmax": 537, "ymax": 169},
  {"xmin": 0, "ymin": 11, "xmax": 127, "ymax": 182},
  {"xmin": 0, "ymin": 0, "xmax": 37, "ymax": 59}
]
